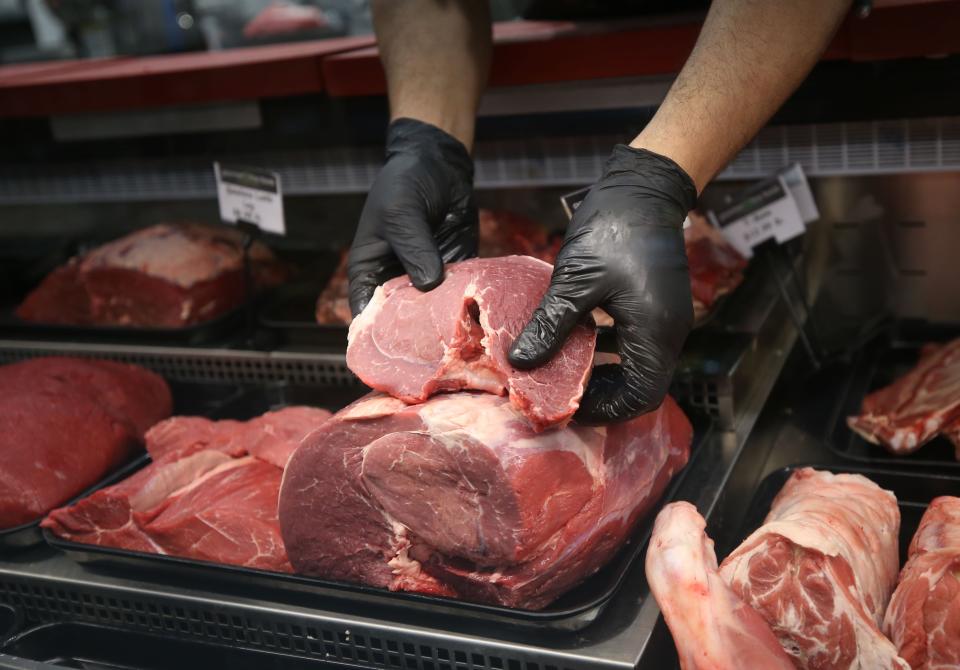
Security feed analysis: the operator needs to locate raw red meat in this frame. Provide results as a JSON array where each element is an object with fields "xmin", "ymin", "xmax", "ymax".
[
  {"xmin": 17, "ymin": 223, "xmax": 285, "ymax": 328},
  {"xmin": 0, "ymin": 357, "xmax": 171, "ymax": 529},
  {"xmin": 347, "ymin": 256, "xmax": 596, "ymax": 431},
  {"xmin": 646, "ymin": 502, "xmax": 794, "ymax": 670},
  {"xmin": 684, "ymin": 212, "xmax": 747, "ymax": 320},
  {"xmin": 314, "ymin": 251, "xmax": 352, "ymax": 326},
  {"xmin": 243, "ymin": 2, "xmax": 327, "ymax": 38},
  {"xmin": 848, "ymin": 339, "xmax": 960, "ymax": 456},
  {"xmin": 884, "ymin": 496, "xmax": 960, "ymax": 670},
  {"xmin": 42, "ymin": 406, "xmax": 332, "ymax": 572},
  {"xmin": 719, "ymin": 468, "xmax": 908, "ymax": 670},
  {"xmin": 278, "ymin": 391, "xmax": 691, "ymax": 609}
]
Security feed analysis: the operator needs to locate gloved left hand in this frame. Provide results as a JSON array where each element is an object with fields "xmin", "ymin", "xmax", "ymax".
[{"xmin": 508, "ymin": 144, "xmax": 697, "ymax": 424}]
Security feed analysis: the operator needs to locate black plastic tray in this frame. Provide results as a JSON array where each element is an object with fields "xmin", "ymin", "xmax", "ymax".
[
  {"xmin": 1, "ymin": 622, "xmax": 336, "ymax": 670},
  {"xmin": 827, "ymin": 332, "xmax": 960, "ymax": 469},
  {"xmin": 44, "ymin": 416, "xmax": 712, "ymax": 633}
]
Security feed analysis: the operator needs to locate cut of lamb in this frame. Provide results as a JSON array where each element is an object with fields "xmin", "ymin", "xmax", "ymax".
[
  {"xmin": 17, "ymin": 223, "xmax": 286, "ymax": 328},
  {"xmin": 279, "ymin": 391, "xmax": 691, "ymax": 609},
  {"xmin": 646, "ymin": 502, "xmax": 794, "ymax": 670},
  {"xmin": 848, "ymin": 339, "xmax": 960, "ymax": 456},
  {"xmin": 42, "ymin": 406, "xmax": 332, "ymax": 572},
  {"xmin": 347, "ymin": 256, "xmax": 596, "ymax": 431},
  {"xmin": 718, "ymin": 468, "xmax": 908, "ymax": 670},
  {"xmin": 884, "ymin": 496, "xmax": 960, "ymax": 670},
  {"xmin": 0, "ymin": 357, "xmax": 171, "ymax": 529}
]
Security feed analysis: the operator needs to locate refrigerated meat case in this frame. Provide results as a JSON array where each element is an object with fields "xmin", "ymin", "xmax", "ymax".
[{"xmin": 1, "ymin": 99, "xmax": 959, "ymax": 666}]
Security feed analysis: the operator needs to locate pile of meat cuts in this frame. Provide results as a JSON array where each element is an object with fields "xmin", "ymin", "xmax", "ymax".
[
  {"xmin": 282, "ymin": 255, "xmax": 693, "ymax": 609},
  {"xmin": 848, "ymin": 338, "xmax": 960, "ymax": 458},
  {"xmin": 315, "ymin": 209, "xmax": 561, "ymax": 326},
  {"xmin": 17, "ymin": 223, "xmax": 286, "ymax": 328},
  {"xmin": 648, "ymin": 468, "xmax": 960, "ymax": 669},
  {"xmin": 43, "ymin": 406, "xmax": 331, "ymax": 571},
  {"xmin": 0, "ymin": 357, "xmax": 171, "ymax": 529}
]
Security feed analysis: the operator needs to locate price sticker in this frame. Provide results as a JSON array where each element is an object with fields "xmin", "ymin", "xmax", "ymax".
[
  {"xmin": 214, "ymin": 162, "xmax": 285, "ymax": 235},
  {"xmin": 778, "ymin": 163, "xmax": 819, "ymax": 224},
  {"xmin": 707, "ymin": 176, "xmax": 806, "ymax": 258}
]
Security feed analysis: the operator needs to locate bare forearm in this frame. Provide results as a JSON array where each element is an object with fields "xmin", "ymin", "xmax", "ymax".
[
  {"xmin": 631, "ymin": 0, "xmax": 850, "ymax": 192},
  {"xmin": 372, "ymin": 0, "xmax": 491, "ymax": 150}
]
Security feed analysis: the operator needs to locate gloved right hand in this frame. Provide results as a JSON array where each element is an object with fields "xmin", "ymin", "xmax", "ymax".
[{"xmin": 347, "ymin": 118, "xmax": 478, "ymax": 317}]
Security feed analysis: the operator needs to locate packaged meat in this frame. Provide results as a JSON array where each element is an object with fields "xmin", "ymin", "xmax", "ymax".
[
  {"xmin": 346, "ymin": 256, "xmax": 596, "ymax": 431},
  {"xmin": 279, "ymin": 391, "xmax": 692, "ymax": 609},
  {"xmin": 42, "ymin": 406, "xmax": 332, "ymax": 572},
  {"xmin": 884, "ymin": 496, "xmax": 960, "ymax": 670},
  {"xmin": 848, "ymin": 338, "xmax": 960, "ymax": 457},
  {"xmin": 718, "ymin": 468, "xmax": 908, "ymax": 670},
  {"xmin": 645, "ymin": 502, "xmax": 794, "ymax": 670},
  {"xmin": 0, "ymin": 357, "xmax": 171, "ymax": 529},
  {"xmin": 17, "ymin": 223, "xmax": 286, "ymax": 328}
]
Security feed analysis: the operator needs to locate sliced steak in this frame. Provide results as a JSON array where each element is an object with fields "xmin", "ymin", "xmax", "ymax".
[
  {"xmin": 278, "ymin": 391, "xmax": 691, "ymax": 609},
  {"xmin": 347, "ymin": 256, "xmax": 596, "ymax": 431}
]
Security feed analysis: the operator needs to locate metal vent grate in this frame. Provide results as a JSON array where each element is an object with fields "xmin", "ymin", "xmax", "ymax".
[
  {"xmin": 670, "ymin": 376, "xmax": 726, "ymax": 426},
  {"xmin": 0, "ymin": 342, "xmax": 360, "ymax": 387},
  {"xmin": 1, "ymin": 116, "xmax": 959, "ymax": 204},
  {"xmin": 0, "ymin": 579, "xmax": 575, "ymax": 670}
]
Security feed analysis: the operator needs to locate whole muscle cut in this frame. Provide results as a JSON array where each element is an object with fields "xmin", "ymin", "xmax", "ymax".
[
  {"xmin": 848, "ymin": 339, "xmax": 960, "ymax": 456},
  {"xmin": 718, "ymin": 468, "xmax": 908, "ymax": 670},
  {"xmin": 884, "ymin": 496, "xmax": 960, "ymax": 670},
  {"xmin": 279, "ymin": 391, "xmax": 692, "ymax": 609},
  {"xmin": 646, "ymin": 502, "xmax": 794, "ymax": 670},
  {"xmin": 346, "ymin": 256, "xmax": 596, "ymax": 431}
]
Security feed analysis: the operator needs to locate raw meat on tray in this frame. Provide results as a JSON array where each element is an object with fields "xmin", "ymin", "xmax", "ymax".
[
  {"xmin": 884, "ymin": 495, "xmax": 960, "ymax": 670},
  {"xmin": 848, "ymin": 338, "xmax": 960, "ymax": 457},
  {"xmin": 347, "ymin": 255, "xmax": 596, "ymax": 431},
  {"xmin": 718, "ymin": 468, "xmax": 908, "ymax": 669},
  {"xmin": 646, "ymin": 502, "xmax": 794, "ymax": 670},
  {"xmin": 279, "ymin": 391, "xmax": 692, "ymax": 609},
  {"xmin": 17, "ymin": 223, "xmax": 286, "ymax": 328},
  {"xmin": 0, "ymin": 357, "xmax": 171, "ymax": 529},
  {"xmin": 684, "ymin": 212, "xmax": 747, "ymax": 321},
  {"xmin": 42, "ymin": 407, "xmax": 332, "ymax": 572}
]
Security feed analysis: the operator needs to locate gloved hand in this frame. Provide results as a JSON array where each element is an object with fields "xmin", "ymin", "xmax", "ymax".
[
  {"xmin": 348, "ymin": 118, "xmax": 478, "ymax": 316},
  {"xmin": 508, "ymin": 145, "xmax": 697, "ymax": 424}
]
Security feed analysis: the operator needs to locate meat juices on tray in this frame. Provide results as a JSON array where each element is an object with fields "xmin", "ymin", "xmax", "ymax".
[
  {"xmin": 848, "ymin": 338, "xmax": 960, "ymax": 457},
  {"xmin": 279, "ymin": 391, "xmax": 692, "ymax": 609},
  {"xmin": 347, "ymin": 256, "xmax": 596, "ymax": 431},
  {"xmin": 718, "ymin": 468, "xmax": 908, "ymax": 670},
  {"xmin": 646, "ymin": 502, "xmax": 794, "ymax": 670},
  {"xmin": 884, "ymin": 496, "xmax": 960, "ymax": 670}
]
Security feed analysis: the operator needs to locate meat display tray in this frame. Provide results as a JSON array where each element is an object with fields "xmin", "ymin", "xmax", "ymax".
[
  {"xmin": 43, "ymin": 416, "xmax": 712, "ymax": 633},
  {"xmin": 258, "ymin": 279, "xmax": 347, "ymax": 348},
  {"xmin": 825, "ymin": 325, "xmax": 960, "ymax": 470},
  {"xmin": 0, "ymin": 622, "xmax": 336, "ymax": 670}
]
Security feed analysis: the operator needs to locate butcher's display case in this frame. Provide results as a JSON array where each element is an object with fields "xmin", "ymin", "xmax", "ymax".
[{"xmin": 1, "ymin": 4, "xmax": 960, "ymax": 668}]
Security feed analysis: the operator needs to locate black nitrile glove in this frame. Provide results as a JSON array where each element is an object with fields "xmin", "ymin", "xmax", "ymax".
[
  {"xmin": 508, "ymin": 145, "xmax": 697, "ymax": 424},
  {"xmin": 348, "ymin": 118, "xmax": 478, "ymax": 316}
]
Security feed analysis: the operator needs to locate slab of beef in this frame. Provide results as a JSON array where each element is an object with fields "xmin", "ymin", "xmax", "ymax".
[
  {"xmin": 646, "ymin": 502, "xmax": 794, "ymax": 670},
  {"xmin": 719, "ymin": 468, "xmax": 908, "ymax": 670},
  {"xmin": 315, "ymin": 210, "xmax": 560, "ymax": 327},
  {"xmin": 884, "ymin": 496, "xmax": 960, "ymax": 670},
  {"xmin": 17, "ymin": 223, "xmax": 285, "ymax": 328},
  {"xmin": 42, "ymin": 406, "xmax": 332, "ymax": 572},
  {"xmin": 848, "ymin": 339, "xmax": 960, "ymax": 456},
  {"xmin": 347, "ymin": 256, "xmax": 596, "ymax": 431},
  {"xmin": 0, "ymin": 357, "xmax": 171, "ymax": 529},
  {"xmin": 279, "ymin": 391, "xmax": 691, "ymax": 609}
]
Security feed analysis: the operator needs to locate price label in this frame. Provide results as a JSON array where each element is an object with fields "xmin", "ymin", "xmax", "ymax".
[
  {"xmin": 214, "ymin": 162, "xmax": 285, "ymax": 235},
  {"xmin": 779, "ymin": 163, "xmax": 819, "ymax": 224},
  {"xmin": 708, "ymin": 176, "xmax": 806, "ymax": 258}
]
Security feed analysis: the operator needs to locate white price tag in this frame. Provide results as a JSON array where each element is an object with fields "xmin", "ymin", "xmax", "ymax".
[
  {"xmin": 214, "ymin": 162, "xmax": 286, "ymax": 235},
  {"xmin": 708, "ymin": 176, "xmax": 806, "ymax": 258},
  {"xmin": 779, "ymin": 163, "xmax": 819, "ymax": 224}
]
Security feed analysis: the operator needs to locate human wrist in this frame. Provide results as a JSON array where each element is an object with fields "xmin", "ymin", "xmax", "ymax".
[
  {"xmin": 386, "ymin": 118, "xmax": 474, "ymax": 181},
  {"xmin": 389, "ymin": 98, "xmax": 477, "ymax": 151},
  {"xmin": 628, "ymin": 129, "xmax": 709, "ymax": 195}
]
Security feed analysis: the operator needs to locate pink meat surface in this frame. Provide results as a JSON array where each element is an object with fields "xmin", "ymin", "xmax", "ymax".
[
  {"xmin": 719, "ymin": 468, "xmax": 908, "ymax": 670},
  {"xmin": 885, "ymin": 496, "xmax": 960, "ymax": 670},
  {"xmin": 848, "ymin": 339, "xmax": 960, "ymax": 456},
  {"xmin": 17, "ymin": 223, "xmax": 285, "ymax": 328},
  {"xmin": 346, "ymin": 256, "xmax": 596, "ymax": 431},
  {"xmin": 42, "ymin": 406, "xmax": 332, "ymax": 572},
  {"xmin": 0, "ymin": 357, "xmax": 171, "ymax": 529},
  {"xmin": 279, "ymin": 391, "xmax": 691, "ymax": 609},
  {"xmin": 646, "ymin": 502, "xmax": 794, "ymax": 670}
]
